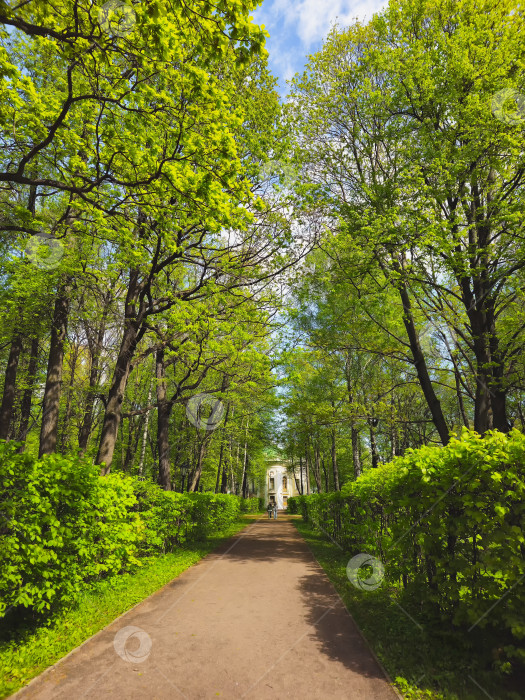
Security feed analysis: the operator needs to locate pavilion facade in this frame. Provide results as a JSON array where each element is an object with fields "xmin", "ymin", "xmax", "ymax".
[{"xmin": 265, "ymin": 459, "xmax": 306, "ymax": 510}]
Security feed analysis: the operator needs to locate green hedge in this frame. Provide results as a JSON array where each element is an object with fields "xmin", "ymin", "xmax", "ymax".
[
  {"xmin": 131, "ymin": 479, "xmax": 193, "ymax": 553},
  {"xmin": 0, "ymin": 443, "xmax": 241, "ymax": 617},
  {"xmin": 287, "ymin": 496, "xmax": 300, "ymax": 514},
  {"xmin": 187, "ymin": 492, "xmax": 241, "ymax": 536},
  {"xmin": 0, "ymin": 445, "xmax": 141, "ymax": 616},
  {"xmin": 289, "ymin": 429, "xmax": 525, "ymax": 664},
  {"xmin": 240, "ymin": 497, "xmax": 262, "ymax": 513}
]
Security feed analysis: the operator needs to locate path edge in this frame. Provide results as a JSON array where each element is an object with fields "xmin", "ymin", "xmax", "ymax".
[
  {"xmin": 292, "ymin": 519, "xmax": 405, "ymax": 700},
  {"xmin": 8, "ymin": 518, "xmax": 261, "ymax": 700}
]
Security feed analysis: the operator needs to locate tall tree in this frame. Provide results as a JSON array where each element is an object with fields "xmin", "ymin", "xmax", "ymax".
[{"xmin": 288, "ymin": 0, "xmax": 525, "ymax": 437}]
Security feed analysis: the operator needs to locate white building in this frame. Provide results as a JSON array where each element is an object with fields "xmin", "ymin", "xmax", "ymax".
[{"xmin": 265, "ymin": 459, "xmax": 306, "ymax": 510}]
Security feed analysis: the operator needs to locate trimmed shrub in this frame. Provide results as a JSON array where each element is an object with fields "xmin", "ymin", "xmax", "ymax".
[
  {"xmin": 287, "ymin": 497, "xmax": 299, "ymax": 514},
  {"xmin": 240, "ymin": 497, "xmax": 261, "ymax": 513},
  {"xmin": 0, "ymin": 443, "xmax": 141, "ymax": 616},
  {"xmin": 130, "ymin": 481, "xmax": 242, "ymax": 545},
  {"xmin": 295, "ymin": 429, "xmax": 525, "ymax": 663},
  {"xmin": 131, "ymin": 479, "xmax": 193, "ymax": 553},
  {"xmin": 0, "ymin": 444, "xmax": 243, "ymax": 617},
  {"xmin": 188, "ymin": 493, "xmax": 240, "ymax": 538}
]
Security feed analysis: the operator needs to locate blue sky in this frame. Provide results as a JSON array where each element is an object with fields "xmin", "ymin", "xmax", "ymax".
[{"xmin": 253, "ymin": 0, "xmax": 389, "ymax": 94}]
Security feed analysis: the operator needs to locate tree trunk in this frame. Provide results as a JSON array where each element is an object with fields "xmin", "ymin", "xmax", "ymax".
[
  {"xmin": 14, "ymin": 182, "xmax": 39, "ymax": 445},
  {"xmin": 489, "ymin": 318, "xmax": 510, "ymax": 432},
  {"xmin": 473, "ymin": 371, "xmax": 493, "ymax": 434},
  {"xmin": 17, "ymin": 336, "xmax": 39, "ymax": 444},
  {"xmin": 343, "ymin": 361, "xmax": 361, "ymax": 480},
  {"xmin": 457, "ymin": 213, "xmax": 509, "ymax": 434},
  {"xmin": 240, "ymin": 417, "xmax": 249, "ymax": 499},
  {"xmin": 156, "ymin": 348, "xmax": 172, "ymax": 490},
  {"xmin": 392, "ymin": 262, "xmax": 450, "ymax": 445},
  {"xmin": 137, "ymin": 379, "xmax": 153, "ymax": 477},
  {"xmin": 315, "ymin": 443, "xmax": 322, "ymax": 492},
  {"xmin": 351, "ymin": 426, "xmax": 361, "ymax": 480},
  {"xmin": 122, "ymin": 417, "xmax": 134, "ymax": 472},
  {"xmin": 215, "ymin": 435, "xmax": 225, "ymax": 493},
  {"xmin": 39, "ymin": 284, "xmax": 70, "ymax": 457},
  {"xmin": 308, "ymin": 435, "xmax": 322, "ymax": 492},
  {"xmin": 453, "ymin": 367, "xmax": 470, "ymax": 429},
  {"xmin": 470, "ymin": 304, "xmax": 493, "ymax": 435},
  {"xmin": 368, "ymin": 418, "xmax": 379, "ymax": 467},
  {"xmin": 222, "ymin": 434, "xmax": 234, "ymax": 493},
  {"xmin": 59, "ymin": 342, "xmax": 79, "ymax": 452},
  {"xmin": 78, "ymin": 314, "xmax": 106, "ymax": 453},
  {"xmin": 469, "ymin": 300, "xmax": 510, "ymax": 433},
  {"xmin": 331, "ymin": 428, "xmax": 340, "ymax": 489},
  {"xmin": 215, "ymin": 403, "xmax": 231, "ymax": 493},
  {"xmin": 321, "ymin": 456, "xmax": 329, "ymax": 492},
  {"xmin": 304, "ymin": 449, "xmax": 311, "ymax": 495},
  {"xmin": 189, "ymin": 439, "xmax": 208, "ymax": 492},
  {"xmin": 491, "ymin": 390, "xmax": 510, "ymax": 433},
  {"xmin": 0, "ymin": 333, "xmax": 23, "ymax": 440},
  {"xmin": 233, "ymin": 436, "xmax": 241, "ymax": 494},
  {"xmin": 242, "ymin": 459, "xmax": 249, "ymax": 499},
  {"xmin": 96, "ymin": 262, "xmax": 147, "ymax": 474},
  {"xmin": 121, "ymin": 371, "xmax": 144, "ymax": 470},
  {"xmin": 292, "ymin": 456, "xmax": 302, "ymax": 494},
  {"xmin": 96, "ymin": 318, "xmax": 140, "ymax": 473}
]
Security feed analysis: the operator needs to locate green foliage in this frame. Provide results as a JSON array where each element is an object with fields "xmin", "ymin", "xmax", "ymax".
[
  {"xmin": 240, "ymin": 496, "xmax": 261, "ymax": 513},
  {"xmin": 0, "ymin": 442, "xmax": 141, "ymax": 616},
  {"xmin": 296, "ymin": 519, "xmax": 517, "ymax": 700},
  {"xmin": 131, "ymin": 479, "xmax": 194, "ymax": 553},
  {"xmin": 286, "ymin": 0, "xmax": 525, "ymax": 442},
  {"xmin": 287, "ymin": 496, "xmax": 300, "ymax": 514},
  {"xmin": 0, "ymin": 519, "xmax": 249, "ymax": 699},
  {"xmin": 0, "ymin": 444, "xmax": 243, "ymax": 617},
  {"xmin": 187, "ymin": 493, "xmax": 241, "ymax": 538},
  {"xmin": 292, "ymin": 429, "xmax": 525, "ymax": 667}
]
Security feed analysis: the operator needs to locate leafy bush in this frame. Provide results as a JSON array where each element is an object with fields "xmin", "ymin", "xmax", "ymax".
[
  {"xmin": 131, "ymin": 479, "xmax": 194, "ymax": 553},
  {"xmin": 287, "ymin": 497, "xmax": 299, "ymax": 514},
  {"xmin": 0, "ymin": 443, "xmax": 141, "ymax": 616},
  {"xmin": 130, "ymin": 481, "xmax": 241, "ymax": 547},
  {"xmin": 0, "ymin": 444, "xmax": 243, "ymax": 617},
  {"xmin": 240, "ymin": 497, "xmax": 261, "ymax": 513},
  {"xmin": 188, "ymin": 493, "xmax": 240, "ymax": 538},
  {"xmin": 294, "ymin": 429, "xmax": 525, "ymax": 664}
]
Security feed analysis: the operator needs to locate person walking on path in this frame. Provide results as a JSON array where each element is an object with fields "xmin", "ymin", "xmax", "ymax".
[
  {"xmin": 273, "ymin": 503, "xmax": 278, "ymax": 519},
  {"xmin": 267, "ymin": 501, "xmax": 273, "ymax": 519}
]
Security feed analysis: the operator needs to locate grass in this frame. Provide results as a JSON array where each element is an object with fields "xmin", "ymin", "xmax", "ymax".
[
  {"xmin": 294, "ymin": 519, "xmax": 522, "ymax": 700},
  {"xmin": 0, "ymin": 517, "xmax": 253, "ymax": 699}
]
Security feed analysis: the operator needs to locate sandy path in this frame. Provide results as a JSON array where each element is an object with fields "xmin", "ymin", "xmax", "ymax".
[{"xmin": 12, "ymin": 517, "xmax": 398, "ymax": 700}]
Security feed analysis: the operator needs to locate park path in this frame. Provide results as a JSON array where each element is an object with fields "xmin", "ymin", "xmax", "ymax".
[{"xmin": 12, "ymin": 517, "xmax": 398, "ymax": 700}]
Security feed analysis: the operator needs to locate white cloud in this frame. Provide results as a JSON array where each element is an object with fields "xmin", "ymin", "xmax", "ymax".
[
  {"xmin": 253, "ymin": 0, "xmax": 389, "ymax": 95},
  {"xmin": 259, "ymin": 0, "xmax": 388, "ymax": 48}
]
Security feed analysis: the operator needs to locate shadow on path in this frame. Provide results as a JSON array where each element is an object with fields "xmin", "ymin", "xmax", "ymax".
[{"xmin": 11, "ymin": 518, "xmax": 398, "ymax": 700}]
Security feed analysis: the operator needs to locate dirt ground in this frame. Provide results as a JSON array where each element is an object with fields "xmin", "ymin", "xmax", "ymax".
[{"xmin": 11, "ymin": 516, "xmax": 399, "ymax": 699}]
